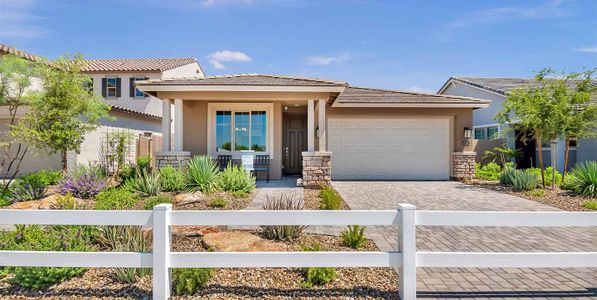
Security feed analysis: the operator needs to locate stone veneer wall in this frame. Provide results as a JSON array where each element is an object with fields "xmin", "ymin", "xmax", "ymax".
[
  {"xmin": 452, "ymin": 152, "xmax": 476, "ymax": 180},
  {"xmin": 302, "ymin": 151, "xmax": 332, "ymax": 188},
  {"xmin": 155, "ymin": 151, "xmax": 191, "ymax": 168}
]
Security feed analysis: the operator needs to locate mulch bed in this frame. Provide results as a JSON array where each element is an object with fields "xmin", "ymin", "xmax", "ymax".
[
  {"xmin": 0, "ymin": 230, "xmax": 399, "ymax": 300},
  {"xmin": 466, "ymin": 179, "xmax": 595, "ymax": 211},
  {"xmin": 303, "ymin": 188, "xmax": 351, "ymax": 210}
]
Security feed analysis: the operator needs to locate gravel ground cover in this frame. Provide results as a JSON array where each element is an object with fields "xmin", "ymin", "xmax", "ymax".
[
  {"xmin": 466, "ymin": 179, "xmax": 593, "ymax": 211},
  {"xmin": 0, "ymin": 229, "xmax": 399, "ymax": 300}
]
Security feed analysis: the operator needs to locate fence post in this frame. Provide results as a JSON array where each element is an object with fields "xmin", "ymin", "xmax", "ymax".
[
  {"xmin": 398, "ymin": 203, "xmax": 416, "ymax": 300},
  {"xmin": 153, "ymin": 204, "xmax": 172, "ymax": 300}
]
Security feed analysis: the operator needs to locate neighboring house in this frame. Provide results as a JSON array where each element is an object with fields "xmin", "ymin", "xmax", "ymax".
[
  {"xmin": 438, "ymin": 77, "xmax": 597, "ymax": 172},
  {"xmin": 0, "ymin": 44, "xmax": 204, "ymax": 176},
  {"xmin": 136, "ymin": 74, "xmax": 489, "ymax": 185}
]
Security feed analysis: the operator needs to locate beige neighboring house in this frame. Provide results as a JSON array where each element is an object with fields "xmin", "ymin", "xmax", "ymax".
[
  {"xmin": 0, "ymin": 44, "xmax": 204, "ymax": 176},
  {"xmin": 136, "ymin": 74, "xmax": 489, "ymax": 185}
]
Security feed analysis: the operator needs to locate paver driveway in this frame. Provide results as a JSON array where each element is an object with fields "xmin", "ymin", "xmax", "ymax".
[{"xmin": 333, "ymin": 181, "xmax": 597, "ymax": 299}]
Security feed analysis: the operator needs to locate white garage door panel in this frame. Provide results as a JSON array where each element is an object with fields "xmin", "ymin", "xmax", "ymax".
[{"xmin": 329, "ymin": 117, "xmax": 450, "ymax": 180}]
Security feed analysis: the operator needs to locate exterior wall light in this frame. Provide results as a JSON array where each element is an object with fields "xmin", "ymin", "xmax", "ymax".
[{"xmin": 463, "ymin": 127, "xmax": 472, "ymax": 146}]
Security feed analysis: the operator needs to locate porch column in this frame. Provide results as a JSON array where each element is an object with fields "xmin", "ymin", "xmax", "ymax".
[
  {"xmin": 173, "ymin": 98, "xmax": 184, "ymax": 151},
  {"xmin": 161, "ymin": 99, "xmax": 172, "ymax": 152},
  {"xmin": 318, "ymin": 99, "xmax": 326, "ymax": 151},
  {"xmin": 307, "ymin": 99, "xmax": 315, "ymax": 151}
]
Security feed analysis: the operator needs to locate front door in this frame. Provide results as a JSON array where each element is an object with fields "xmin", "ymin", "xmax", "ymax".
[
  {"xmin": 515, "ymin": 128, "xmax": 536, "ymax": 169},
  {"xmin": 283, "ymin": 113, "xmax": 307, "ymax": 175}
]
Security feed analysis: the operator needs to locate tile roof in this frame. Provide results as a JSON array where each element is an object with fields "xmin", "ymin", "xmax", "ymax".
[
  {"xmin": 335, "ymin": 86, "xmax": 490, "ymax": 105},
  {"xmin": 137, "ymin": 73, "xmax": 347, "ymax": 86},
  {"xmin": 82, "ymin": 58, "xmax": 198, "ymax": 72},
  {"xmin": 0, "ymin": 44, "xmax": 39, "ymax": 61},
  {"xmin": 444, "ymin": 76, "xmax": 597, "ymax": 95},
  {"xmin": 110, "ymin": 105, "xmax": 161, "ymax": 120}
]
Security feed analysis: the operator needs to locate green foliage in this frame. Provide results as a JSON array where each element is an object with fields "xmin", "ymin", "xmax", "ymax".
[
  {"xmin": 159, "ymin": 166, "xmax": 185, "ymax": 192},
  {"xmin": 301, "ymin": 243, "xmax": 336, "ymax": 287},
  {"xmin": 55, "ymin": 193, "xmax": 78, "ymax": 209},
  {"xmin": 475, "ymin": 162, "xmax": 501, "ymax": 181},
  {"xmin": 340, "ymin": 225, "xmax": 367, "ymax": 249},
  {"xmin": 583, "ymin": 201, "xmax": 597, "ymax": 210},
  {"xmin": 261, "ymin": 194, "xmax": 306, "ymax": 240},
  {"xmin": 109, "ymin": 132, "xmax": 134, "ymax": 170},
  {"xmin": 172, "ymin": 268, "xmax": 214, "ymax": 295},
  {"xmin": 217, "ymin": 164, "xmax": 256, "ymax": 194},
  {"xmin": 142, "ymin": 195, "xmax": 172, "ymax": 210},
  {"xmin": 208, "ymin": 197, "xmax": 227, "ymax": 208},
  {"xmin": 525, "ymin": 189, "xmax": 546, "ymax": 198},
  {"xmin": 95, "ymin": 226, "xmax": 150, "ymax": 283},
  {"xmin": 511, "ymin": 170, "xmax": 539, "ymax": 192},
  {"xmin": 132, "ymin": 168, "xmax": 161, "ymax": 196},
  {"xmin": 0, "ymin": 225, "xmax": 93, "ymax": 289},
  {"xmin": 561, "ymin": 174, "xmax": 577, "ymax": 190},
  {"xmin": 499, "ymin": 163, "xmax": 517, "ymax": 186},
  {"xmin": 569, "ymin": 161, "xmax": 597, "ymax": 197},
  {"xmin": 11, "ymin": 54, "xmax": 110, "ymax": 171},
  {"xmin": 319, "ymin": 185, "xmax": 342, "ymax": 210},
  {"xmin": 483, "ymin": 146, "xmax": 522, "ymax": 166},
  {"xmin": 231, "ymin": 190, "xmax": 249, "ymax": 198},
  {"xmin": 528, "ymin": 167, "xmax": 562, "ymax": 186},
  {"xmin": 94, "ymin": 187, "xmax": 139, "ymax": 210},
  {"xmin": 136, "ymin": 156, "xmax": 152, "ymax": 173},
  {"xmin": 8, "ymin": 170, "xmax": 57, "ymax": 202},
  {"xmin": 0, "ymin": 197, "xmax": 10, "ymax": 207},
  {"xmin": 184, "ymin": 155, "xmax": 220, "ymax": 194},
  {"xmin": 119, "ymin": 164, "xmax": 136, "ymax": 182}
]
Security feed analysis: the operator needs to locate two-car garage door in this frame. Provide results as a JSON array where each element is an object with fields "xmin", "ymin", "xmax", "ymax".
[{"xmin": 328, "ymin": 117, "xmax": 451, "ymax": 180}]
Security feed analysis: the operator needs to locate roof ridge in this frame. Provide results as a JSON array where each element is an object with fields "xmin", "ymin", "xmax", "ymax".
[
  {"xmin": 84, "ymin": 57, "xmax": 196, "ymax": 61},
  {"xmin": 195, "ymin": 73, "xmax": 347, "ymax": 85},
  {"xmin": 347, "ymin": 85, "xmax": 483, "ymax": 100}
]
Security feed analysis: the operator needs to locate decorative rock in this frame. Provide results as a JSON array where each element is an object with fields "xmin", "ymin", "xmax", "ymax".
[
  {"xmin": 172, "ymin": 225, "xmax": 220, "ymax": 236},
  {"xmin": 174, "ymin": 192, "xmax": 204, "ymax": 204},
  {"xmin": 202, "ymin": 231, "xmax": 287, "ymax": 252},
  {"xmin": 8, "ymin": 200, "xmax": 42, "ymax": 209}
]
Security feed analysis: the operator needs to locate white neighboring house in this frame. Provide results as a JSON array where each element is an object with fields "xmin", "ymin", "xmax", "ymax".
[
  {"xmin": 0, "ymin": 44, "xmax": 204, "ymax": 176},
  {"xmin": 438, "ymin": 77, "xmax": 597, "ymax": 172}
]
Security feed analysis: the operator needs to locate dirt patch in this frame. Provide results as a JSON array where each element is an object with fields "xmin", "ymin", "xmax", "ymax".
[
  {"xmin": 466, "ymin": 179, "xmax": 594, "ymax": 211},
  {"xmin": 172, "ymin": 190, "xmax": 256, "ymax": 211},
  {"xmin": 303, "ymin": 188, "xmax": 350, "ymax": 210}
]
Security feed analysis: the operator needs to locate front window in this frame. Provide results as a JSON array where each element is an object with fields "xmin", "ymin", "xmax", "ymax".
[
  {"xmin": 133, "ymin": 77, "xmax": 146, "ymax": 98},
  {"xmin": 107, "ymin": 78, "xmax": 117, "ymax": 98},
  {"xmin": 474, "ymin": 128, "xmax": 486, "ymax": 140},
  {"xmin": 214, "ymin": 110, "xmax": 268, "ymax": 153},
  {"xmin": 487, "ymin": 126, "xmax": 499, "ymax": 139}
]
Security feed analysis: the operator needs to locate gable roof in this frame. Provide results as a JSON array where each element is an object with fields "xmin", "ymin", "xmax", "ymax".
[
  {"xmin": 81, "ymin": 58, "xmax": 198, "ymax": 72},
  {"xmin": 439, "ymin": 76, "xmax": 597, "ymax": 96},
  {"xmin": 333, "ymin": 86, "xmax": 490, "ymax": 108},
  {"xmin": 138, "ymin": 73, "xmax": 347, "ymax": 86},
  {"xmin": 0, "ymin": 44, "xmax": 39, "ymax": 61}
]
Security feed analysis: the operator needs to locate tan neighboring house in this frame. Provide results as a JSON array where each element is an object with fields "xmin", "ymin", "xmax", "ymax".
[
  {"xmin": 0, "ymin": 44, "xmax": 204, "ymax": 176},
  {"xmin": 136, "ymin": 74, "xmax": 489, "ymax": 185}
]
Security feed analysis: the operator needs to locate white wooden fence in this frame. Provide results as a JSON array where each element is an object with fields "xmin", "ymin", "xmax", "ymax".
[{"xmin": 1, "ymin": 204, "xmax": 596, "ymax": 300}]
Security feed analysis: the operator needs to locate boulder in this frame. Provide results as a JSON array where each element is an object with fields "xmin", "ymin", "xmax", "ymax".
[
  {"xmin": 174, "ymin": 192, "xmax": 204, "ymax": 204},
  {"xmin": 8, "ymin": 200, "xmax": 42, "ymax": 209},
  {"xmin": 172, "ymin": 225, "xmax": 220, "ymax": 236},
  {"xmin": 38, "ymin": 194, "xmax": 59, "ymax": 209},
  {"xmin": 202, "ymin": 231, "xmax": 287, "ymax": 252}
]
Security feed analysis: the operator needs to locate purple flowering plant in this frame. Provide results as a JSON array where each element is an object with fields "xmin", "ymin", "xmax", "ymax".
[{"xmin": 60, "ymin": 167, "xmax": 107, "ymax": 199}]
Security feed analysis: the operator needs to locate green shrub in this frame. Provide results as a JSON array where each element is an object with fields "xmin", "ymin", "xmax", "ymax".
[
  {"xmin": 184, "ymin": 155, "xmax": 220, "ymax": 194},
  {"xmin": 8, "ymin": 170, "xmax": 59, "ymax": 202},
  {"xmin": 319, "ymin": 185, "xmax": 342, "ymax": 210},
  {"xmin": 231, "ymin": 190, "xmax": 249, "ymax": 198},
  {"xmin": 159, "ymin": 166, "xmax": 185, "ymax": 192},
  {"xmin": 261, "ymin": 194, "xmax": 306, "ymax": 240},
  {"xmin": 0, "ymin": 225, "xmax": 93, "ymax": 289},
  {"xmin": 55, "ymin": 193, "xmax": 78, "ymax": 209},
  {"xmin": 511, "ymin": 170, "xmax": 539, "ymax": 192},
  {"xmin": 499, "ymin": 163, "xmax": 517, "ymax": 186},
  {"xmin": 137, "ymin": 156, "xmax": 152, "ymax": 172},
  {"xmin": 208, "ymin": 197, "xmax": 227, "ymax": 208},
  {"xmin": 132, "ymin": 169, "xmax": 161, "ymax": 196},
  {"xmin": 217, "ymin": 165, "xmax": 256, "ymax": 194},
  {"xmin": 0, "ymin": 267, "xmax": 9, "ymax": 278},
  {"xmin": 340, "ymin": 225, "xmax": 367, "ymax": 249},
  {"xmin": 583, "ymin": 201, "xmax": 597, "ymax": 210},
  {"xmin": 528, "ymin": 167, "xmax": 562, "ymax": 186},
  {"xmin": 0, "ymin": 197, "xmax": 10, "ymax": 207},
  {"xmin": 561, "ymin": 174, "xmax": 577, "ymax": 190},
  {"xmin": 301, "ymin": 243, "xmax": 336, "ymax": 287},
  {"xmin": 119, "ymin": 164, "xmax": 136, "ymax": 182},
  {"xmin": 172, "ymin": 268, "xmax": 214, "ymax": 295},
  {"xmin": 525, "ymin": 189, "xmax": 545, "ymax": 198},
  {"xmin": 569, "ymin": 161, "xmax": 597, "ymax": 198},
  {"xmin": 96, "ymin": 226, "xmax": 150, "ymax": 283},
  {"xmin": 475, "ymin": 162, "xmax": 501, "ymax": 181},
  {"xmin": 142, "ymin": 195, "xmax": 172, "ymax": 210},
  {"xmin": 94, "ymin": 187, "xmax": 139, "ymax": 210}
]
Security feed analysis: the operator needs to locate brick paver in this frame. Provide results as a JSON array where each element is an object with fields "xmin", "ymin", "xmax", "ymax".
[{"xmin": 333, "ymin": 181, "xmax": 597, "ymax": 299}]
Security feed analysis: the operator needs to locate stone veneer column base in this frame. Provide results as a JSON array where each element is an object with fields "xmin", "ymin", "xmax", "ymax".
[
  {"xmin": 302, "ymin": 151, "xmax": 332, "ymax": 188},
  {"xmin": 155, "ymin": 151, "xmax": 191, "ymax": 169},
  {"xmin": 452, "ymin": 152, "xmax": 476, "ymax": 180}
]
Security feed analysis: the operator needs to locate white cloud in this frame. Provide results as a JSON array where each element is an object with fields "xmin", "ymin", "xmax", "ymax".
[
  {"xmin": 0, "ymin": 0, "xmax": 47, "ymax": 39},
  {"xmin": 207, "ymin": 50, "xmax": 252, "ymax": 69},
  {"xmin": 575, "ymin": 46, "xmax": 597, "ymax": 53},
  {"xmin": 304, "ymin": 52, "xmax": 352, "ymax": 66}
]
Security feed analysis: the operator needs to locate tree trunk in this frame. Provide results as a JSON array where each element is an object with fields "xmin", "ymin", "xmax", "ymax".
[
  {"xmin": 61, "ymin": 150, "xmax": 68, "ymax": 173},
  {"xmin": 562, "ymin": 138, "xmax": 570, "ymax": 182},
  {"xmin": 536, "ymin": 129, "xmax": 546, "ymax": 187}
]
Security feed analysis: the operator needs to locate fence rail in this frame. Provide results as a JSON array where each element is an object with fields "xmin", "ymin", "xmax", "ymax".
[{"xmin": 0, "ymin": 205, "xmax": 596, "ymax": 300}]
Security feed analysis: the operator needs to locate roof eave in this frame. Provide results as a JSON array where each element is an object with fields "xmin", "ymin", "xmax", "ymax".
[
  {"xmin": 136, "ymin": 84, "xmax": 346, "ymax": 93},
  {"xmin": 331, "ymin": 101, "xmax": 490, "ymax": 109}
]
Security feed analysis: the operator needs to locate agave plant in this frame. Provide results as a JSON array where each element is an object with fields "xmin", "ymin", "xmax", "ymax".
[
  {"xmin": 132, "ymin": 168, "xmax": 161, "ymax": 196},
  {"xmin": 184, "ymin": 156, "xmax": 220, "ymax": 194},
  {"xmin": 96, "ymin": 226, "xmax": 150, "ymax": 283},
  {"xmin": 569, "ymin": 161, "xmax": 597, "ymax": 198},
  {"xmin": 510, "ymin": 170, "xmax": 539, "ymax": 192},
  {"xmin": 260, "ymin": 194, "xmax": 306, "ymax": 240}
]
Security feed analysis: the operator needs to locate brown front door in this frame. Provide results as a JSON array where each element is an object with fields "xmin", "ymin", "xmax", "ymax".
[{"xmin": 283, "ymin": 113, "xmax": 307, "ymax": 175}]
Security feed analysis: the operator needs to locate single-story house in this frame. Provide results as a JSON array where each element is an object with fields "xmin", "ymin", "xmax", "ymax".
[
  {"xmin": 438, "ymin": 77, "xmax": 597, "ymax": 172},
  {"xmin": 136, "ymin": 74, "xmax": 490, "ymax": 185}
]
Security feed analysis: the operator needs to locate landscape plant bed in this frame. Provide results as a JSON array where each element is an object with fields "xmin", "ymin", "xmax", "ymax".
[
  {"xmin": 466, "ymin": 179, "xmax": 593, "ymax": 211},
  {"xmin": 0, "ymin": 230, "xmax": 399, "ymax": 299},
  {"xmin": 303, "ymin": 188, "xmax": 350, "ymax": 210},
  {"xmin": 171, "ymin": 191, "xmax": 256, "ymax": 211}
]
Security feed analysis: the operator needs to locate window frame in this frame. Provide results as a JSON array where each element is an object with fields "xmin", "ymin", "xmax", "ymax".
[
  {"xmin": 106, "ymin": 77, "xmax": 118, "ymax": 99},
  {"xmin": 473, "ymin": 125, "xmax": 500, "ymax": 140},
  {"xmin": 133, "ymin": 76, "xmax": 146, "ymax": 98},
  {"xmin": 207, "ymin": 103, "xmax": 274, "ymax": 158}
]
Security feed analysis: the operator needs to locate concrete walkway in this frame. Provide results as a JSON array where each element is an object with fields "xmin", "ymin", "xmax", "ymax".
[{"xmin": 333, "ymin": 181, "xmax": 597, "ymax": 299}]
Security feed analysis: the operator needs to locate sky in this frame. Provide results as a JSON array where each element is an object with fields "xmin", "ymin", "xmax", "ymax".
[{"xmin": 1, "ymin": 0, "xmax": 596, "ymax": 92}]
